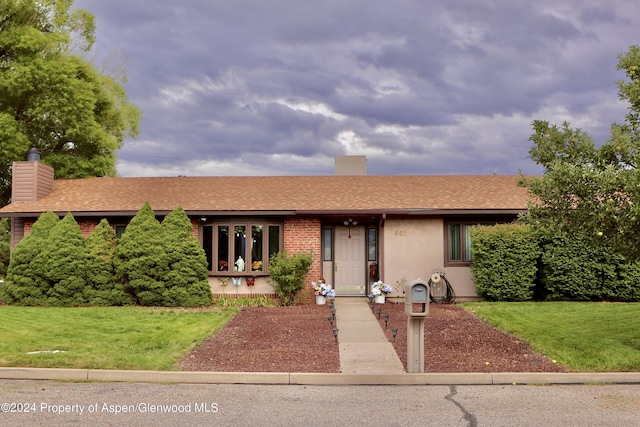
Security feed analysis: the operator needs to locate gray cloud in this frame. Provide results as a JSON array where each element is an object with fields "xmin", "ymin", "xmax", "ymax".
[{"xmin": 73, "ymin": 0, "xmax": 638, "ymax": 177}]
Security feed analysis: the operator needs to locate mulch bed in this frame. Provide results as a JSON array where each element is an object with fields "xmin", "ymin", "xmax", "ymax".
[
  {"xmin": 373, "ymin": 301, "xmax": 564, "ymax": 373},
  {"xmin": 180, "ymin": 301, "xmax": 565, "ymax": 373}
]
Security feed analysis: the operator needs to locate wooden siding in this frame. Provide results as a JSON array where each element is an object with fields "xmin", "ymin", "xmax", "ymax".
[{"xmin": 11, "ymin": 162, "xmax": 54, "ymax": 203}]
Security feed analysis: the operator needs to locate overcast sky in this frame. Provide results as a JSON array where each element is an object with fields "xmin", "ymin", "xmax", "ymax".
[{"xmin": 72, "ymin": 0, "xmax": 638, "ymax": 178}]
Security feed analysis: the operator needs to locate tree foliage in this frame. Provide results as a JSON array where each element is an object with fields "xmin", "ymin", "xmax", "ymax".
[
  {"xmin": 519, "ymin": 46, "xmax": 640, "ymax": 259},
  {"xmin": 0, "ymin": 0, "xmax": 141, "ymax": 206}
]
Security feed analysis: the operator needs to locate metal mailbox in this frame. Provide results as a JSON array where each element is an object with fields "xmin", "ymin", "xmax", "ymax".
[{"xmin": 405, "ymin": 278, "xmax": 429, "ymax": 317}]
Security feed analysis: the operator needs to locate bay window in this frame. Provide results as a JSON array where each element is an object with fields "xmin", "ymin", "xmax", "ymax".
[{"xmin": 203, "ymin": 221, "xmax": 282, "ymax": 275}]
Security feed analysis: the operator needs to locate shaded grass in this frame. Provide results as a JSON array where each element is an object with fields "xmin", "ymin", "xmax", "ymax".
[
  {"xmin": 462, "ymin": 302, "xmax": 640, "ymax": 372},
  {"xmin": 0, "ymin": 306, "xmax": 237, "ymax": 370}
]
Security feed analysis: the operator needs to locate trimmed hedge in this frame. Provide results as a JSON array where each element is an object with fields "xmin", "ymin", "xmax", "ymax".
[
  {"xmin": 470, "ymin": 225, "xmax": 640, "ymax": 302},
  {"xmin": 470, "ymin": 224, "xmax": 541, "ymax": 301},
  {"xmin": 541, "ymin": 233, "xmax": 640, "ymax": 301}
]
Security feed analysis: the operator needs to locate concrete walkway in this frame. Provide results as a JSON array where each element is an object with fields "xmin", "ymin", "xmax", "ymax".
[{"xmin": 333, "ymin": 297, "xmax": 405, "ymax": 375}]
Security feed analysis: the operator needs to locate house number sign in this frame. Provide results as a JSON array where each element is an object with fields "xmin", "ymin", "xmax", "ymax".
[{"xmin": 393, "ymin": 230, "xmax": 407, "ymax": 237}]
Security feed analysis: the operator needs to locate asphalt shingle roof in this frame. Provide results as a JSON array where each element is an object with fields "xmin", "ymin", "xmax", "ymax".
[{"xmin": 0, "ymin": 175, "xmax": 531, "ymax": 215}]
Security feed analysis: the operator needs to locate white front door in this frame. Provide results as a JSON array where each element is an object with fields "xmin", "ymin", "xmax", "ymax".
[{"xmin": 334, "ymin": 225, "xmax": 366, "ymax": 296}]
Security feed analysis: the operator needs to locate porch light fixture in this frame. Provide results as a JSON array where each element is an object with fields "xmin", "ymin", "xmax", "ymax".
[{"xmin": 343, "ymin": 218, "xmax": 358, "ymax": 238}]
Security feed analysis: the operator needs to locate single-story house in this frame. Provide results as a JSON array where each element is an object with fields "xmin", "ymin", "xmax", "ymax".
[{"xmin": 0, "ymin": 155, "xmax": 530, "ymax": 301}]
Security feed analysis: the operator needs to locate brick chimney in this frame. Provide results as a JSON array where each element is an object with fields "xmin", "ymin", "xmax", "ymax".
[{"xmin": 11, "ymin": 146, "xmax": 54, "ymax": 202}]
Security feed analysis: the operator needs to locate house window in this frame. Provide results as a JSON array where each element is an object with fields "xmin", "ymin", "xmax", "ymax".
[
  {"xmin": 322, "ymin": 228, "xmax": 332, "ymax": 261},
  {"xmin": 115, "ymin": 225, "xmax": 127, "ymax": 239},
  {"xmin": 367, "ymin": 228, "xmax": 377, "ymax": 261},
  {"xmin": 446, "ymin": 218, "xmax": 513, "ymax": 266},
  {"xmin": 446, "ymin": 222, "xmax": 475, "ymax": 266},
  {"xmin": 204, "ymin": 221, "xmax": 283, "ymax": 275}
]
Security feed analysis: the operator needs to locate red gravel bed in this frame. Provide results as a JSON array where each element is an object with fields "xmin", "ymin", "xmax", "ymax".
[{"xmin": 180, "ymin": 302, "xmax": 565, "ymax": 373}]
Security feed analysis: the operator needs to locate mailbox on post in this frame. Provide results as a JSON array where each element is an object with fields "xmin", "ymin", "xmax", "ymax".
[
  {"xmin": 405, "ymin": 279, "xmax": 429, "ymax": 317},
  {"xmin": 405, "ymin": 278, "xmax": 429, "ymax": 373}
]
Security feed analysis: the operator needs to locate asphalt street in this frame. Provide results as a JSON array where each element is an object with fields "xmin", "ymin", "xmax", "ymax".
[{"xmin": 1, "ymin": 380, "xmax": 638, "ymax": 426}]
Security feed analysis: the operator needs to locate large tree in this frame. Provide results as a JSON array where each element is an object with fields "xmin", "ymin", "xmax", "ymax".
[
  {"xmin": 520, "ymin": 45, "xmax": 640, "ymax": 258},
  {"xmin": 0, "ymin": 0, "xmax": 141, "ymax": 206}
]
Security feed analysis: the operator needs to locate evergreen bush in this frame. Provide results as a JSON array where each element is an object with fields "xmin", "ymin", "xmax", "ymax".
[
  {"xmin": 40, "ymin": 213, "xmax": 87, "ymax": 306},
  {"xmin": 84, "ymin": 219, "xmax": 131, "ymax": 305},
  {"xmin": 161, "ymin": 207, "xmax": 212, "ymax": 306},
  {"xmin": 113, "ymin": 202, "xmax": 169, "ymax": 306},
  {"xmin": 268, "ymin": 250, "xmax": 313, "ymax": 306},
  {"xmin": 2, "ymin": 211, "xmax": 59, "ymax": 305},
  {"xmin": 0, "ymin": 218, "xmax": 10, "ymax": 277},
  {"xmin": 470, "ymin": 224, "xmax": 540, "ymax": 301}
]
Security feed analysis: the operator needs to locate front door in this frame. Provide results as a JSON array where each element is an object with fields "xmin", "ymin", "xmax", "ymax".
[{"xmin": 334, "ymin": 225, "xmax": 366, "ymax": 296}]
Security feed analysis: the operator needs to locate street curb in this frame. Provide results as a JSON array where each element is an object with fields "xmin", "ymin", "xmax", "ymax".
[{"xmin": 1, "ymin": 368, "xmax": 639, "ymax": 385}]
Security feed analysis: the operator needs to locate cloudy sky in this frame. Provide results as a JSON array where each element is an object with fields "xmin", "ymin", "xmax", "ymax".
[{"xmin": 72, "ymin": 0, "xmax": 638, "ymax": 178}]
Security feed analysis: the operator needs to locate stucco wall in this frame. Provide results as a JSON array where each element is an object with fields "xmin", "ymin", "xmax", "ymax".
[{"xmin": 382, "ymin": 218, "xmax": 478, "ymax": 300}]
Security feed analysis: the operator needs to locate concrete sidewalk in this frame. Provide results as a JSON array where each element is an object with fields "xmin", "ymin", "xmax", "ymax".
[{"xmin": 333, "ymin": 297, "xmax": 405, "ymax": 375}]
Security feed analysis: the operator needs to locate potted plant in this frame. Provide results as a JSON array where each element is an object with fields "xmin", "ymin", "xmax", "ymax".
[
  {"xmin": 370, "ymin": 280, "xmax": 393, "ymax": 303},
  {"xmin": 311, "ymin": 278, "xmax": 335, "ymax": 305}
]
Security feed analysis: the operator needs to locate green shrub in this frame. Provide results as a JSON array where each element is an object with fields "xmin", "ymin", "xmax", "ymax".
[
  {"xmin": 614, "ymin": 260, "xmax": 640, "ymax": 302},
  {"xmin": 114, "ymin": 202, "xmax": 169, "ymax": 305},
  {"xmin": 470, "ymin": 224, "xmax": 540, "ymax": 301},
  {"xmin": 0, "ymin": 218, "xmax": 10, "ymax": 277},
  {"xmin": 84, "ymin": 219, "xmax": 131, "ymax": 305},
  {"xmin": 40, "ymin": 213, "xmax": 87, "ymax": 306},
  {"xmin": 2, "ymin": 211, "xmax": 59, "ymax": 305},
  {"xmin": 541, "ymin": 233, "xmax": 640, "ymax": 301},
  {"xmin": 268, "ymin": 250, "xmax": 313, "ymax": 306},
  {"xmin": 161, "ymin": 206, "xmax": 212, "ymax": 307}
]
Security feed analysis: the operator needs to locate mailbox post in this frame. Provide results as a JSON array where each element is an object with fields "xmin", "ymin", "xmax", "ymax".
[{"xmin": 405, "ymin": 279, "xmax": 429, "ymax": 373}]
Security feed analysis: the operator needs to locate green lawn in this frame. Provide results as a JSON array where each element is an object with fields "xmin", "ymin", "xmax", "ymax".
[
  {"xmin": 0, "ymin": 306, "xmax": 237, "ymax": 370},
  {"xmin": 462, "ymin": 302, "xmax": 640, "ymax": 372}
]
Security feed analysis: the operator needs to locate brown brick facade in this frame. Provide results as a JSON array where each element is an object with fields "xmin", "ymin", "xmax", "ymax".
[{"xmin": 283, "ymin": 217, "xmax": 322, "ymax": 304}]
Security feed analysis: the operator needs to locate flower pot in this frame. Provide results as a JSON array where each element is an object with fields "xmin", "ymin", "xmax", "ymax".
[
  {"xmin": 375, "ymin": 295, "xmax": 385, "ymax": 304},
  {"xmin": 316, "ymin": 295, "xmax": 326, "ymax": 305}
]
